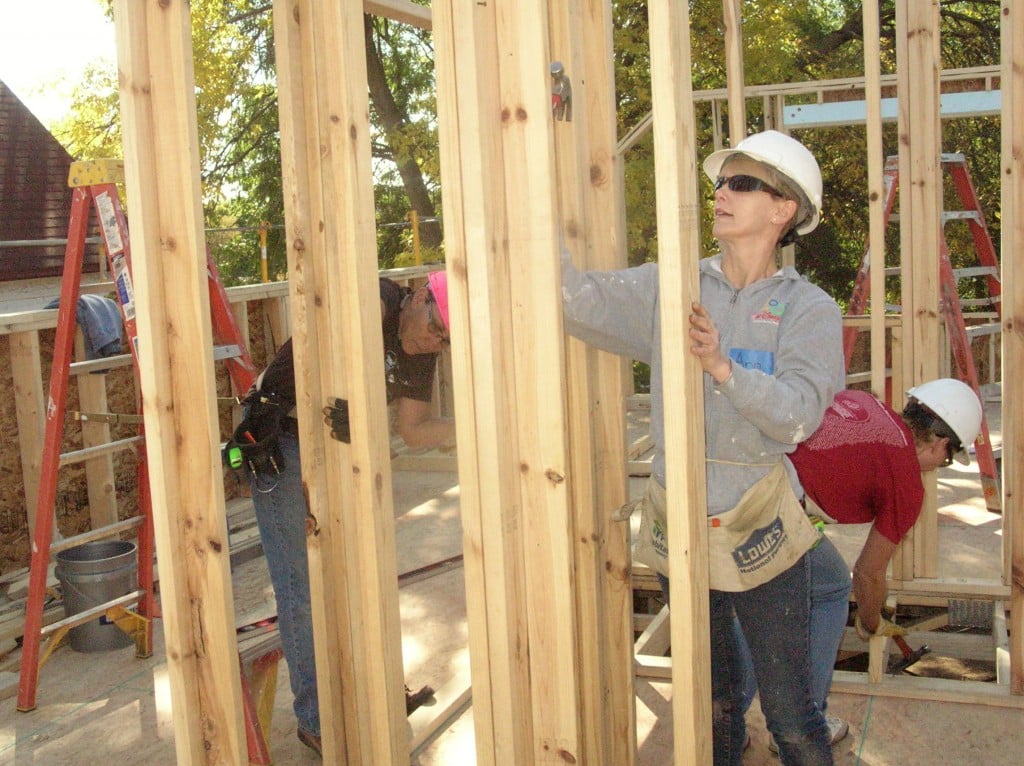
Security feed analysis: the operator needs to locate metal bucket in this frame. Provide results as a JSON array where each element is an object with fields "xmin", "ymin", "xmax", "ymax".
[{"xmin": 55, "ymin": 540, "xmax": 137, "ymax": 652}]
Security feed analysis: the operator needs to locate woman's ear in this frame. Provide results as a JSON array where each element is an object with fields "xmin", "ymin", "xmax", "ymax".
[{"xmin": 776, "ymin": 198, "xmax": 799, "ymax": 226}]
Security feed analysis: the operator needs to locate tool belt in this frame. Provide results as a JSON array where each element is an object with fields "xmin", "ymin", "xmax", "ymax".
[
  {"xmin": 223, "ymin": 389, "xmax": 288, "ymax": 479},
  {"xmin": 617, "ymin": 463, "xmax": 822, "ymax": 590},
  {"xmin": 706, "ymin": 462, "xmax": 821, "ymax": 592}
]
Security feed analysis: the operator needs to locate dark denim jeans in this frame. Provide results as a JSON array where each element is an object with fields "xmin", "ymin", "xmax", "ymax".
[
  {"xmin": 249, "ymin": 434, "xmax": 320, "ymax": 735},
  {"xmin": 711, "ymin": 554, "xmax": 832, "ymax": 765}
]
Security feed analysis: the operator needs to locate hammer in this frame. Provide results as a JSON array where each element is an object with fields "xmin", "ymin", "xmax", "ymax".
[{"xmin": 887, "ymin": 634, "xmax": 930, "ymax": 674}]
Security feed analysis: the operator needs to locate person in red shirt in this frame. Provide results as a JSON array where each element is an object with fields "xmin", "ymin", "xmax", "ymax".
[{"xmin": 785, "ymin": 377, "xmax": 983, "ymax": 745}]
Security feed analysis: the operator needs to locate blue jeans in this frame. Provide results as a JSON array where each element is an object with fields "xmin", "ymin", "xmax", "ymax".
[
  {"xmin": 656, "ymin": 573, "xmax": 757, "ymax": 716},
  {"xmin": 712, "ymin": 554, "xmax": 832, "ymax": 766},
  {"xmin": 249, "ymin": 434, "xmax": 319, "ymax": 735},
  {"xmin": 807, "ymin": 536, "xmax": 852, "ymax": 713}
]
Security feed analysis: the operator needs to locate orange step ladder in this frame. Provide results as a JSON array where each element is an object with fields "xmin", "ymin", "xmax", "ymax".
[
  {"xmin": 843, "ymin": 153, "xmax": 1002, "ymax": 511},
  {"xmin": 15, "ymin": 161, "xmax": 270, "ymax": 758}
]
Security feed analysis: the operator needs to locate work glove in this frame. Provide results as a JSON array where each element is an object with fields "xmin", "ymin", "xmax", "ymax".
[
  {"xmin": 322, "ymin": 397, "xmax": 351, "ymax": 443},
  {"xmin": 855, "ymin": 613, "xmax": 907, "ymax": 641}
]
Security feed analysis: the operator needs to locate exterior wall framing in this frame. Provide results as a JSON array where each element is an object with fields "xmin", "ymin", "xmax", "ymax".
[{"xmin": 92, "ymin": 1, "xmax": 1024, "ymax": 764}]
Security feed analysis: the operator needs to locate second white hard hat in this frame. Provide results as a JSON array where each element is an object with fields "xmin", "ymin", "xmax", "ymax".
[{"xmin": 906, "ymin": 378, "xmax": 983, "ymax": 465}]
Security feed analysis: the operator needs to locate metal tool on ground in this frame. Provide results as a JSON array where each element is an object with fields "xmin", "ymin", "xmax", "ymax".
[{"xmin": 888, "ymin": 634, "xmax": 930, "ymax": 674}]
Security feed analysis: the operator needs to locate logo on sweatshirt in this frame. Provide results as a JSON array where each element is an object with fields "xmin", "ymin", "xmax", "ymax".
[
  {"xmin": 751, "ymin": 298, "xmax": 786, "ymax": 325},
  {"xmin": 729, "ymin": 348, "xmax": 775, "ymax": 375}
]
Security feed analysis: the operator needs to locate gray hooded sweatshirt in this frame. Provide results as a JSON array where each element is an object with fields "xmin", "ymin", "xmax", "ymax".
[{"xmin": 561, "ymin": 253, "xmax": 846, "ymax": 515}]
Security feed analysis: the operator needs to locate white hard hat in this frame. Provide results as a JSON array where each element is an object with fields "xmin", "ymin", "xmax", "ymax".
[
  {"xmin": 906, "ymin": 378, "xmax": 983, "ymax": 465},
  {"xmin": 703, "ymin": 130, "xmax": 823, "ymax": 236}
]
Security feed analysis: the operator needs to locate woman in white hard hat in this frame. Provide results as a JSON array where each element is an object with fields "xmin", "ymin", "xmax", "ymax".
[
  {"xmin": 783, "ymin": 377, "xmax": 983, "ymax": 753},
  {"xmin": 561, "ymin": 130, "xmax": 844, "ymax": 765}
]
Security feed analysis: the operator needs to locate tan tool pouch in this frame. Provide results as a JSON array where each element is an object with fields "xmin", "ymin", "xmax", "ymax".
[
  {"xmin": 707, "ymin": 462, "xmax": 821, "ymax": 592},
  {"xmin": 614, "ymin": 478, "xmax": 670, "ymax": 577}
]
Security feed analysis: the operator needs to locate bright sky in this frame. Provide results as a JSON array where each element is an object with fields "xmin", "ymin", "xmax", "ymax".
[{"xmin": 0, "ymin": 0, "xmax": 115, "ymax": 128}]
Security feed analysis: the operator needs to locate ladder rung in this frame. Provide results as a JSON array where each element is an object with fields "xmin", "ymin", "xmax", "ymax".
[
  {"xmin": 238, "ymin": 626, "xmax": 283, "ymax": 665},
  {"xmin": 952, "ymin": 266, "xmax": 999, "ymax": 280},
  {"xmin": 40, "ymin": 589, "xmax": 143, "ymax": 638},
  {"xmin": 49, "ymin": 516, "xmax": 145, "ymax": 555},
  {"xmin": 58, "ymin": 435, "xmax": 145, "ymax": 467},
  {"xmin": 214, "ymin": 344, "xmax": 244, "ymax": 361},
  {"xmin": 965, "ymin": 322, "xmax": 1001, "ymax": 339},
  {"xmin": 73, "ymin": 411, "xmax": 145, "ymax": 426},
  {"xmin": 942, "ymin": 210, "xmax": 982, "ymax": 223},
  {"xmin": 70, "ymin": 353, "xmax": 134, "ymax": 375}
]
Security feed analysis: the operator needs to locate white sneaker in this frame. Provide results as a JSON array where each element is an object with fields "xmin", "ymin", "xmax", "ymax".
[
  {"xmin": 826, "ymin": 715, "xmax": 850, "ymax": 745},
  {"xmin": 768, "ymin": 716, "xmax": 849, "ymax": 755}
]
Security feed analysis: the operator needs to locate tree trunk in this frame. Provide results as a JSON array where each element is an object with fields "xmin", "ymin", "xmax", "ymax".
[{"xmin": 364, "ymin": 16, "xmax": 442, "ymax": 249}]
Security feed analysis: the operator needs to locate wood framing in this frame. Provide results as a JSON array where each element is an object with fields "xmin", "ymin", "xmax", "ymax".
[
  {"xmin": 89, "ymin": 1, "xmax": 1023, "ymax": 763},
  {"xmin": 10, "ymin": 331, "xmax": 44, "ymax": 541},
  {"xmin": 274, "ymin": 0, "xmax": 408, "ymax": 762},
  {"xmin": 721, "ymin": 0, "xmax": 745, "ymax": 142},
  {"xmin": 895, "ymin": 0, "xmax": 944, "ymax": 580},
  {"xmin": 862, "ymin": 0, "xmax": 888, "ymax": 399},
  {"xmin": 647, "ymin": 2, "xmax": 711, "ymax": 765},
  {"xmin": 1001, "ymin": 0, "xmax": 1024, "ymax": 696},
  {"xmin": 549, "ymin": 1, "xmax": 635, "ymax": 764},
  {"xmin": 112, "ymin": 1, "xmax": 246, "ymax": 762}
]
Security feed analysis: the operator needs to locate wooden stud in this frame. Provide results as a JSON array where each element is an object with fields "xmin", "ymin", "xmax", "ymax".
[
  {"xmin": 274, "ymin": 0, "xmax": 409, "ymax": 761},
  {"xmin": 721, "ymin": 0, "xmax": 746, "ymax": 142},
  {"xmin": 495, "ymin": 2, "xmax": 584, "ymax": 759},
  {"xmin": 1000, "ymin": 0, "xmax": 1024, "ymax": 696},
  {"xmin": 549, "ymin": 1, "xmax": 635, "ymax": 762},
  {"xmin": 862, "ymin": 1, "xmax": 888, "ymax": 399},
  {"xmin": 74, "ymin": 331, "xmax": 118, "ymax": 530},
  {"xmin": 895, "ymin": 0, "xmax": 943, "ymax": 579},
  {"xmin": 433, "ymin": 0, "xmax": 533, "ymax": 760},
  {"xmin": 10, "ymin": 331, "xmax": 45, "ymax": 542},
  {"xmin": 112, "ymin": 1, "xmax": 247, "ymax": 762},
  {"xmin": 647, "ymin": 2, "xmax": 712, "ymax": 764}
]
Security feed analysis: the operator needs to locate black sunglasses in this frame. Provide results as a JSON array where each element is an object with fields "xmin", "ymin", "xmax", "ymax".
[{"xmin": 714, "ymin": 174, "xmax": 783, "ymax": 198}]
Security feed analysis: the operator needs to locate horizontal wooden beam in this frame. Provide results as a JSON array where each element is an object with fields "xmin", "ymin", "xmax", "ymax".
[{"xmin": 365, "ymin": 0, "xmax": 431, "ymax": 30}]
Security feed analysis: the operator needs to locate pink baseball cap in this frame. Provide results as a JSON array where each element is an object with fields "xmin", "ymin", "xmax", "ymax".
[{"xmin": 426, "ymin": 270, "xmax": 449, "ymax": 331}]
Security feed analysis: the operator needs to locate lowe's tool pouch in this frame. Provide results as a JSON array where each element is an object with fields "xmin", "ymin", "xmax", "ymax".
[
  {"xmin": 620, "ymin": 478, "xmax": 670, "ymax": 577},
  {"xmin": 226, "ymin": 390, "xmax": 287, "ymax": 479},
  {"xmin": 706, "ymin": 462, "xmax": 821, "ymax": 592}
]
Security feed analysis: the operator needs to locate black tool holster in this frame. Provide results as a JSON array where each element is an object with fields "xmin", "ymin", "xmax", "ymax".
[{"xmin": 224, "ymin": 389, "xmax": 288, "ymax": 478}]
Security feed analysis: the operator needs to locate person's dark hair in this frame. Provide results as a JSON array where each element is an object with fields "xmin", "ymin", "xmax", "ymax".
[{"xmin": 902, "ymin": 399, "xmax": 963, "ymax": 462}]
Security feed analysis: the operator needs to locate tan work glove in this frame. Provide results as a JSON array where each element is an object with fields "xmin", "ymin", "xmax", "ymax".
[{"xmin": 855, "ymin": 613, "xmax": 907, "ymax": 641}]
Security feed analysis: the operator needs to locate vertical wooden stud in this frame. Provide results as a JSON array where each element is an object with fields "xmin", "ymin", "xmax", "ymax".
[
  {"xmin": 721, "ymin": 0, "xmax": 746, "ymax": 142},
  {"xmin": 648, "ymin": 2, "xmax": 712, "ymax": 764},
  {"xmin": 273, "ymin": 0, "xmax": 409, "ymax": 761},
  {"xmin": 74, "ymin": 332, "xmax": 118, "ymax": 530},
  {"xmin": 10, "ymin": 331, "xmax": 45, "ymax": 541},
  {"xmin": 1000, "ymin": 0, "xmax": 1024, "ymax": 695},
  {"xmin": 434, "ymin": 1, "xmax": 532, "ymax": 761},
  {"xmin": 549, "ymin": 0, "xmax": 635, "ymax": 763},
  {"xmin": 112, "ymin": 1, "xmax": 246, "ymax": 762},
  {"xmin": 862, "ymin": 1, "xmax": 888, "ymax": 398},
  {"xmin": 895, "ymin": 0, "xmax": 943, "ymax": 579}
]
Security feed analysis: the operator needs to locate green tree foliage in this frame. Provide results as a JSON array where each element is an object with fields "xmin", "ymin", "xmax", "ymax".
[
  {"xmin": 613, "ymin": 0, "xmax": 1001, "ymax": 312},
  {"xmin": 53, "ymin": 0, "xmax": 1002, "ymax": 309},
  {"xmin": 54, "ymin": 0, "xmax": 439, "ymax": 285}
]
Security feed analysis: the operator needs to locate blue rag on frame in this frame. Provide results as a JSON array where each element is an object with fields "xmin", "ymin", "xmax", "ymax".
[{"xmin": 45, "ymin": 294, "xmax": 123, "ymax": 360}]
